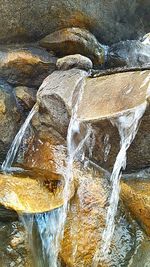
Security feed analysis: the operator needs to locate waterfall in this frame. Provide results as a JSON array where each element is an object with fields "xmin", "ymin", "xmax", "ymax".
[
  {"xmin": 93, "ymin": 102, "xmax": 147, "ymax": 266},
  {"xmin": 1, "ymin": 103, "xmax": 38, "ymax": 172}
]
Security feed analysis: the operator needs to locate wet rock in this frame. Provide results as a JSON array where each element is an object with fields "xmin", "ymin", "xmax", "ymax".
[
  {"xmin": 60, "ymin": 165, "xmax": 140, "ymax": 267},
  {"xmin": 14, "ymin": 86, "xmax": 36, "ymax": 111},
  {"xmin": 0, "ymin": 173, "xmax": 74, "ymax": 213},
  {"xmin": 107, "ymin": 40, "xmax": 150, "ymax": 68},
  {"xmin": 0, "ymin": 1, "xmax": 149, "ymax": 45},
  {"xmin": 36, "ymin": 69, "xmax": 150, "ymax": 172},
  {"xmin": 0, "ymin": 205, "xmax": 18, "ymax": 221},
  {"xmin": 56, "ymin": 54, "xmax": 93, "ymax": 71},
  {"xmin": 0, "ymin": 79, "xmax": 20, "ymax": 165},
  {"xmin": 141, "ymin": 33, "xmax": 150, "ymax": 45},
  {"xmin": 121, "ymin": 179, "xmax": 150, "ymax": 235},
  {"xmin": 0, "ymin": 46, "xmax": 56, "ymax": 87},
  {"xmin": 40, "ymin": 28, "xmax": 105, "ymax": 66},
  {"xmin": 36, "ymin": 69, "xmax": 88, "ymax": 138},
  {"xmin": 129, "ymin": 236, "xmax": 150, "ymax": 267}
]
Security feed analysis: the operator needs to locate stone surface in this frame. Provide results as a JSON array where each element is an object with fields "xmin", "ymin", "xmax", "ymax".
[
  {"xmin": 121, "ymin": 179, "xmax": 150, "ymax": 235},
  {"xmin": 40, "ymin": 28, "xmax": 104, "ymax": 66},
  {"xmin": 36, "ymin": 69, "xmax": 150, "ymax": 172},
  {"xmin": 0, "ymin": 1, "xmax": 149, "ymax": 45},
  {"xmin": 0, "ymin": 46, "xmax": 56, "ymax": 87},
  {"xmin": 60, "ymin": 165, "xmax": 139, "ymax": 267},
  {"xmin": 107, "ymin": 40, "xmax": 150, "ymax": 68},
  {"xmin": 15, "ymin": 86, "xmax": 36, "ymax": 111},
  {"xmin": 141, "ymin": 32, "xmax": 150, "ymax": 45},
  {"xmin": 56, "ymin": 54, "xmax": 93, "ymax": 71},
  {"xmin": 129, "ymin": 236, "xmax": 150, "ymax": 267},
  {"xmin": 0, "ymin": 173, "xmax": 74, "ymax": 213},
  {"xmin": 0, "ymin": 79, "xmax": 21, "ymax": 165}
]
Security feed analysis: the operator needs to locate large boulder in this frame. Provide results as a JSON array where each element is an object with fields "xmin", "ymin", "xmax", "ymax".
[
  {"xmin": 0, "ymin": 79, "xmax": 21, "ymax": 165},
  {"xmin": 0, "ymin": 46, "xmax": 56, "ymax": 87},
  {"xmin": 36, "ymin": 69, "xmax": 150, "ymax": 172},
  {"xmin": 0, "ymin": 1, "xmax": 149, "ymax": 45},
  {"xmin": 40, "ymin": 28, "xmax": 105, "ymax": 66}
]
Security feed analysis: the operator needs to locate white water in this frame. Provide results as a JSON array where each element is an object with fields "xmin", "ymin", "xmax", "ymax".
[
  {"xmin": 1, "ymin": 103, "xmax": 38, "ymax": 172},
  {"xmin": 93, "ymin": 102, "xmax": 147, "ymax": 266}
]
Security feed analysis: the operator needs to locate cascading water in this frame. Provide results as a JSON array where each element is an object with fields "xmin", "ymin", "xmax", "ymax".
[
  {"xmin": 1, "ymin": 103, "xmax": 38, "ymax": 172},
  {"xmin": 93, "ymin": 102, "xmax": 147, "ymax": 266}
]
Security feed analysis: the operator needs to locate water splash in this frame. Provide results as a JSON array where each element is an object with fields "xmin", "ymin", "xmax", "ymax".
[
  {"xmin": 93, "ymin": 102, "xmax": 147, "ymax": 266},
  {"xmin": 1, "ymin": 103, "xmax": 38, "ymax": 172}
]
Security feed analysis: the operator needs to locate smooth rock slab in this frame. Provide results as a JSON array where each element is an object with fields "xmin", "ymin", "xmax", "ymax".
[
  {"xmin": 0, "ymin": 173, "xmax": 74, "ymax": 214},
  {"xmin": 56, "ymin": 54, "xmax": 93, "ymax": 71}
]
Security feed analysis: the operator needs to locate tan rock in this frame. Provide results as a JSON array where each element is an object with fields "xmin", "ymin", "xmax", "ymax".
[
  {"xmin": 0, "ymin": 46, "xmax": 56, "ymax": 87},
  {"xmin": 121, "ymin": 179, "xmax": 150, "ymax": 235},
  {"xmin": 0, "ymin": 173, "xmax": 74, "ymax": 214},
  {"xmin": 15, "ymin": 86, "xmax": 36, "ymax": 110},
  {"xmin": 56, "ymin": 54, "xmax": 93, "ymax": 71},
  {"xmin": 40, "ymin": 28, "xmax": 105, "ymax": 66}
]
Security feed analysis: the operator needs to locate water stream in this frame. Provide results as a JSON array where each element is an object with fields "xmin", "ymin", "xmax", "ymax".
[
  {"xmin": 1, "ymin": 103, "xmax": 39, "ymax": 172},
  {"xmin": 92, "ymin": 102, "xmax": 147, "ymax": 266}
]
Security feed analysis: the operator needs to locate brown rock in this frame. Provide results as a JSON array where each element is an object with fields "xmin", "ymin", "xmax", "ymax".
[
  {"xmin": 56, "ymin": 54, "xmax": 93, "ymax": 71},
  {"xmin": 15, "ymin": 86, "xmax": 36, "ymax": 111},
  {"xmin": 40, "ymin": 28, "xmax": 105, "ymax": 66},
  {"xmin": 121, "ymin": 179, "xmax": 150, "ymax": 235},
  {"xmin": 0, "ymin": 46, "xmax": 56, "ymax": 87},
  {"xmin": 0, "ymin": 173, "xmax": 74, "ymax": 213}
]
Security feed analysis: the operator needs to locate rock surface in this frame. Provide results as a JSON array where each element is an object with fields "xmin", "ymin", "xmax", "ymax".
[
  {"xmin": 36, "ymin": 69, "xmax": 150, "ymax": 172},
  {"xmin": 0, "ymin": 46, "xmax": 56, "ymax": 87},
  {"xmin": 0, "ymin": 79, "xmax": 21, "ymax": 165},
  {"xmin": 40, "ymin": 28, "xmax": 104, "ymax": 66},
  {"xmin": 56, "ymin": 54, "xmax": 93, "ymax": 71},
  {"xmin": 107, "ymin": 40, "xmax": 150, "ymax": 68},
  {"xmin": 15, "ymin": 86, "xmax": 36, "ymax": 111},
  {"xmin": 0, "ymin": 1, "xmax": 149, "ymax": 44},
  {"xmin": 0, "ymin": 173, "xmax": 74, "ymax": 213},
  {"xmin": 121, "ymin": 179, "xmax": 150, "ymax": 235}
]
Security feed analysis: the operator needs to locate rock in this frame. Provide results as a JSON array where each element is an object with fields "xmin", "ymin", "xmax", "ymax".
[
  {"xmin": 60, "ymin": 165, "xmax": 140, "ymax": 267},
  {"xmin": 0, "ymin": 205, "xmax": 18, "ymax": 221},
  {"xmin": 121, "ymin": 179, "xmax": 150, "ymax": 235},
  {"xmin": 107, "ymin": 40, "xmax": 150, "ymax": 68},
  {"xmin": 141, "ymin": 33, "xmax": 150, "ymax": 45},
  {"xmin": 0, "ymin": 79, "xmax": 21, "ymax": 165},
  {"xmin": 36, "ymin": 69, "xmax": 88, "ymax": 138},
  {"xmin": 14, "ymin": 86, "xmax": 36, "ymax": 111},
  {"xmin": 129, "ymin": 236, "xmax": 150, "ymax": 267},
  {"xmin": 40, "ymin": 28, "xmax": 105, "ymax": 66},
  {"xmin": 0, "ymin": 46, "xmax": 56, "ymax": 87},
  {"xmin": 0, "ymin": 173, "xmax": 74, "ymax": 213},
  {"xmin": 0, "ymin": 1, "xmax": 149, "ymax": 45},
  {"xmin": 36, "ymin": 69, "xmax": 150, "ymax": 172},
  {"xmin": 56, "ymin": 54, "xmax": 93, "ymax": 71}
]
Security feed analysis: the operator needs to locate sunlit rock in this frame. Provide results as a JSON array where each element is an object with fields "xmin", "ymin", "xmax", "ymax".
[
  {"xmin": 15, "ymin": 86, "xmax": 36, "ymax": 111},
  {"xmin": 0, "ymin": 173, "xmax": 74, "ymax": 214},
  {"xmin": 0, "ymin": 46, "xmax": 56, "ymax": 87},
  {"xmin": 40, "ymin": 27, "xmax": 105, "ymax": 66},
  {"xmin": 121, "ymin": 179, "xmax": 150, "ymax": 235},
  {"xmin": 56, "ymin": 54, "xmax": 93, "ymax": 71},
  {"xmin": 0, "ymin": 79, "xmax": 21, "ymax": 165},
  {"xmin": 107, "ymin": 40, "xmax": 150, "ymax": 68},
  {"xmin": 141, "ymin": 33, "xmax": 150, "ymax": 45}
]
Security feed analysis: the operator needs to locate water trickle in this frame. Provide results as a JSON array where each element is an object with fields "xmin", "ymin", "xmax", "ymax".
[
  {"xmin": 93, "ymin": 102, "xmax": 147, "ymax": 266},
  {"xmin": 1, "ymin": 103, "xmax": 38, "ymax": 172}
]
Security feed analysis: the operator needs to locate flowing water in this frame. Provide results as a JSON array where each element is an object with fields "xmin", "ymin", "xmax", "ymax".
[
  {"xmin": 93, "ymin": 102, "xmax": 147, "ymax": 266},
  {"xmin": 1, "ymin": 103, "xmax": 39, "ymax": 172}
]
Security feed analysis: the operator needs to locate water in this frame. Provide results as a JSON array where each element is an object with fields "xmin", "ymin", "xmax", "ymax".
[
  {"xmin": 93, "ymin": 102, "xmax": 147, "ymax": 266},
  {"xmin": 1, "ymin": 103, "xmax": 39, "ymax": 172}
]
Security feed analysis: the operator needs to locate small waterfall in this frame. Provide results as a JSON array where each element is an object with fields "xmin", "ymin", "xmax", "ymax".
[
  {"xmin": 93, "ymin": 102, "xmax": 147, "ymax": 266},
  {"xmin": 1, "ymin": 103, "xmax": 38, "ymax": 172}
]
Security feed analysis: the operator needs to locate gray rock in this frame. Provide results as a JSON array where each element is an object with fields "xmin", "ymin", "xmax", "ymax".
[
  {"xmin": 0, "ymin": 79, "xmax": 21, "ymax": 165},
  {"xmin": 56, "ymin": 54, "xmax": 93, "ymax": 71},
  {"xmin": 0, "ymin": 0, "xmax": 149, "ymax": 45},
  {"xmin": 107, "ymin": 40, "xmax": 150, "ymax": 68},
  {"xmin": 0, "ymin": 46, "xmax": 56, "ymax": 87}
]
